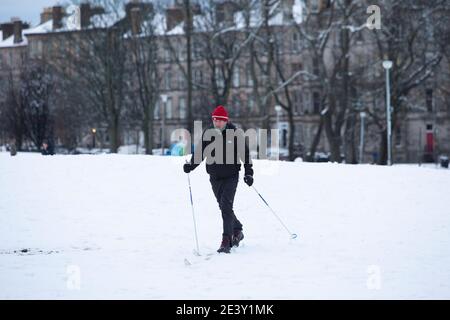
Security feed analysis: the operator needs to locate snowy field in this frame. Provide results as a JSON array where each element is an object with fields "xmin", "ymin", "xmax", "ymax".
[{"xmin": 1, "ymin": 152, "xmax": 449, "ymax": 299}]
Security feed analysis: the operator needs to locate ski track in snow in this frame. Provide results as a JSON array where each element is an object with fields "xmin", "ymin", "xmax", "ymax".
[{"xmin": 0, "ymin": 152, "xmax": 450, "ymax": 299}]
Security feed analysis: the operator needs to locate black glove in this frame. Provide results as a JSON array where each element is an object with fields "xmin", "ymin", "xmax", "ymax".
[
  {"xmin": 244, "ymin": 175, "xmax": 254, "ymax": 186},
  {"xmin": 183, "ymin": 163, "xmax": 193, "ymax": 173}
]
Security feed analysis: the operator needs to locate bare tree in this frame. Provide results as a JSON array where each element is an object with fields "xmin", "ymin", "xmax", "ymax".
[
  {"xmin": 243, "ymin": 0, "xmax": 320, "ymax": 161},
  {"xmin": 63, "ymin": 0, "xmax": 131, "ymax": 153},
  {"xmin": 19, "ymin": 62, "xmax": 55, "ymax": 150},
  {"xmin": 0, "ymin": 71, "xmax": 26, "ymax": 150},
  {"xmin": 295, "ymin": 0, "xmax": 369, "ymax": 162},
  {"xmin": 366, "ymin": 0, "xmax": 445, "ymax": 164},
  {"xmin": 126, "ymin": 4, "xmax": 160, "ymax": 154},
  {"xmin": 164, "ymin": 1, "xmax": 255, "ymax": 124}
]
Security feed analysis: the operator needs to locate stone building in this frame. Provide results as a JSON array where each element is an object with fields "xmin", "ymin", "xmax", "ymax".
[{"xmin": 0, "ymin": 0, "xmax": 448, "ymax": 162}]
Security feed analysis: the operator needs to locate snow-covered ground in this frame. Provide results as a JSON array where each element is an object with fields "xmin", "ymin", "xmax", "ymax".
[{"xmin": 1, "ymin": 152, "xmax": 449, "ymax": 299}]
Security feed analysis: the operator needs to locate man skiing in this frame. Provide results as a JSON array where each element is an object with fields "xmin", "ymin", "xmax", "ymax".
[{"xmin": 183, "ymin": 105, "xmax": 254, "ymax": 253}]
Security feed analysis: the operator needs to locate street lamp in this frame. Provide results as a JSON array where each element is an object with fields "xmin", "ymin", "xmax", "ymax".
[
  {"xmin": 160, "ymin": 94, "xmax": 168, "ymax": 156},
  {"xmin": 91, "ymin": 128, "xmax": 97, "ymax": 149},
  {"xmin": 274, "ymin": 105, "xmax": 282, "ymax": 156},
  {"xmin": 359, "ymin": 112, "xmax": 366, "ymax": 164},
  {"xmin": 275, "ymin": 105, "xmax": 282, "ymax": 130},
  {"xmin": 383, "ymin": 60, "xmax": 393, "ymax": 165}
]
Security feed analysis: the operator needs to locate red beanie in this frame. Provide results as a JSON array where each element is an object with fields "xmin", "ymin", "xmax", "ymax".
[{"xmin": 211, "ymin": 105, "xmax": 228, "ymax": 121}]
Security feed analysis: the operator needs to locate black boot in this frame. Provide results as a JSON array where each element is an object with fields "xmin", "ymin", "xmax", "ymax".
[
  {"xmin": 232, "ymin": 229, "xmax": 244, "ymax": 247},
  {"xmin": 217, "ymin": 235, "xmax": 231, "ymax": 253}
]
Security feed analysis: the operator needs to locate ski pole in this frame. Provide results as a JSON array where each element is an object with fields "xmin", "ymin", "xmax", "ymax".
[
  {"xmin": 251, "ymin": 185, "xmax": 298, "ymax": 239},
  {"xmin": 186, "ymin": 167, "xmax": 201, "ymax": 255}
]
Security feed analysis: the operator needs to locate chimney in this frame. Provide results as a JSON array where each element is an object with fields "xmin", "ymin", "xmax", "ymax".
[
  {"xmin": 80, "ymin": 3, "xmax": 91, "ymax": 28},
  {"xmin": 0, "ymin": 22, "xmax": 14, "ymax": 40},
  {"xmin": 126, "ymin": 0, "xmax": 153, "ymax": 17},
  {"xmin": 52, "ymin": 6, "xmax": 63, "ymax": 30},
  {"xmin": 216, "ymin": 1, "xmax": 239, "ymax": 24},
  {"xmin": 79, "ymin": 3, "xmax": 105, "ymax": 28},
  {"xmin": 130, "ymin": 7, "xmax": 141, "ymax": 35},
  {"xmin": 282, "ymin": 0, "xmax": 295, "ymax": 20},
  {"xmin": 191, "ymin": 3, "xmax": 201, "ymax": 15},
  {"xmin": 13, "ymin": 19, "xmax": 23, "ymax": 43},
  {"xmin": 90, "ymin": 6, "xmax": 105, "ymax": 16},
  {"xmin": 166, "ymin": 7, "xmax": 184, "ymax": 31},
  {"xmin": 40, "ymin": 7, "xmax": 53, "ymax": 24}
]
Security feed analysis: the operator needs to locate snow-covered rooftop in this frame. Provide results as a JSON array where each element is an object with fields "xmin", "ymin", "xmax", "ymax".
[
  {"xmin": 0, "ymin": 1, "xmax": 305, "ymax": 48},
  {"xmin": 0, "ymin": 35, "xmax": 28, "ymax": 48},
  {"xmin": 164, "ymin": 0, "xmax": 304, "ymax": 36},
  {"xmin": 0, "ymin": 8, "xmax": 125, "ymax": 49}
]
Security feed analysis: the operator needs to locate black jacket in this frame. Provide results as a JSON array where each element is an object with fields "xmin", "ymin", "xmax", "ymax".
[{"xmin": 190, "ymin": 122, "xmax": 253, "ymax": 179}]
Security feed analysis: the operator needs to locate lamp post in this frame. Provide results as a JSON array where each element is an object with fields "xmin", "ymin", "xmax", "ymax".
[
  {"xmin": 274, "ymin": 105, "xmax": 282, "ymax": 156},
  {"xmin": 383, "ymin": 60, "xmax": 393, "ymax": 165},
  {"xmin": 160, "ymin": 94, "xmax": 168, "ymax": 156},
  {"xmin": 275, "ymin": 105, "xmax": 282, "ymax": 131},
  {"xmin": 359, "ymin": 112, "xmax": 366, "ymax": 164},
  {"xmin": 91, "ymin": 128, "xmax": 97, "ymax": 149}
]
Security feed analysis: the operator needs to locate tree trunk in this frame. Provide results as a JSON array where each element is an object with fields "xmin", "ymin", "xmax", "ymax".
[
  {"xmin": 378, "ymin": 130, "xmax": 387, "ymax": 165},
  {"xmin": 324, "ymin": 110, "xmax": 342, "ymax": 162},
  {"xmin": 346, "ymin": 114, "xmax": 357, "ymax": 164},
  {"xmin": 143, "ymin": 103, "xmax": 153, "ymax": 155},
  {"xmin": 109, "ymin": 113, "xmax": 120, "ymax": 153},
  {"xmin": 308, "ymin": 117, "xmax": 324, "ymax": 162},
  {"xmin": 185, "ymin": 0, "xmax": 193, "ymax": 135},
  {"xmin": 287, "ymin": 109, "xmax": 295, "ymax": 161},
  {"xmin": 14, "ymin": 131, "xmax": 23, "ymax": 151}
]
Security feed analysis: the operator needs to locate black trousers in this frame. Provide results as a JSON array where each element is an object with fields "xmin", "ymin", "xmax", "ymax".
[{"xmin": 209, "ymin": 174, "xmax": 243, "ymax": 237}]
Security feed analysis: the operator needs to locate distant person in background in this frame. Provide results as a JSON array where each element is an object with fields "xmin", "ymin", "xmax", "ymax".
[
  {"xmin": 371, "ymin": 152, "xmax": 378, "ymax": 165},
  {"xmin": 9, "ymin": 140, "xmax": 17, "ymax": 156},
  {"xmin": 41, "ymin": 140, "xmax": 55, "ymax": 155}
]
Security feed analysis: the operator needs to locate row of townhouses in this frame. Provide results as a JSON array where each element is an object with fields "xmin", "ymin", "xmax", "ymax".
[{"xmin": 1, "ymin": 0, "xmax": 449, "ymax": 163}]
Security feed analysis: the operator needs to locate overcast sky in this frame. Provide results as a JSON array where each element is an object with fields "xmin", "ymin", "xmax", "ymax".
[
  {"xmin": 0, "ymin": 0, "xmax": 185, "ymax": 27},
  {"xmin": 0, "ymin": 0, "xmax": 69, "ymax": 26}
]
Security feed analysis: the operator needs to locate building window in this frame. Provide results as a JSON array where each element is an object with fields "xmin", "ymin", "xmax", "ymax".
[
  {"xmin": 293, "ymin": 91, "xmax": 303, "ymax": 114},
  {"xmin": 164, "ymin": 69, "xmax": 171, "ymax": 90},
  {"xmin": 154, "ymin": 101, "xmax": 160, "ymax": 120},
  {"xmin": 178, "ymin": 71, "xmax": 186, "ymax": 90},
  {"xmin": 291, "ymin": 32, "xmax": 302, "ymax": 52},
  {"xmin": 426, "ymin": 89, "xmax": 433, "ymax": 112},
  {"xmin": 275, "ymin": 33, "xmax": 284, "ymax": 54},
  {"xmin": 313, "ymin": 92, "xmax": 320, "ymax": 114},
  {"xmin": 163, "ymin": 44, "xmax": 171, "ymax": 62},
  {"xmin": 313, "ymin": 57, "xmax": 320, "ymax": 76},
  {"xmin": 247, "ymin": 95, "xmax": 255, "ymax": 114},
  {"xmin": 194, "ymin": 69, "xmax": 203, "ymax": 89},
  {"xmin": 232, "ymin": 65, "xmax": 240, "ymax": 87},
  {"xmin": 232, "ymin": 95, "xmax": 241, "ymax": 117},
  {"xmin": 303, "ymin": 92, "xmax": 311, "ymax": 114},
  {"xmin": 165, "ymin": 97, "xmax": 173, "ymax": 119},
  {"xmin": 30, "ymin": 40, "xmax": 43, "ymax": 58},
  {"xmin": 179, "ymin": 97, "xmax": 186, "ymax": 119},
  {"xmin": 246, "ymin": 66, "xmax": 254, "ymax": 87},
  {"xmin": 310, "ymin": 0, "xmax": 320, "ymax": 13},
  {"xmin": 395, "ymin": 125, "xmax": 402, "ymax": 146},
  {"xmin": 291, "ymin": 63, "xmax": 303, "ymax": 83},
  {"xmin": 215, "ymin": 66, "xmax": 224, "ymax": 89},
  {"xmin": 178, "ymin": 42, "xmax": 186, "ymax": 61},
  {"xmin": 193, "ymin": 39, "xmax": 202, "ymax": 60}
]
